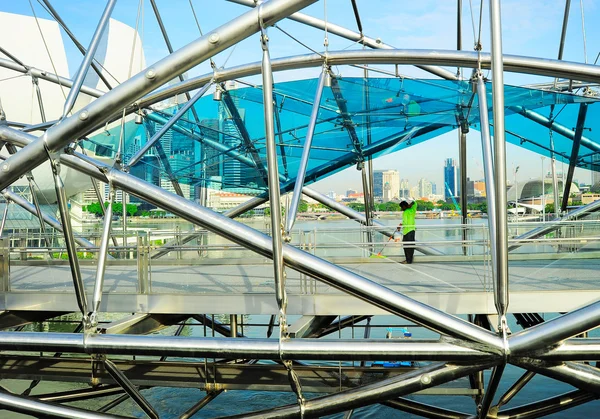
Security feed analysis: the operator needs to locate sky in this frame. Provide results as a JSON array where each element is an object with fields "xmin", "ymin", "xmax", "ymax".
[{"xmin": 1, "ymin": 0, "xmax": 600, "ymax": 195}]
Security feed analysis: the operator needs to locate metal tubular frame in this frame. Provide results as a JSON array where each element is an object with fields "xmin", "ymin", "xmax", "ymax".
[
  {"xmin": 148, "ymin": 0, "xmax": 203, "ymax": 125},
  {"xmin": 61, "ymin": 0, "xmax": 116, "ymax": 118},
  {"xmin": 489, "ymin": 0, "xmax": 509, "ymax": 320},
  {"xmin": 0, "ymin": 0, "xmax": 318, "ymax": 192},
  {"xmin": 0, "ymin": 332, "xmax": 495, "ymax": 361},
  {"xmin": 228, "ymin": 0, "xmax": 460, "ymax": 81},
  {"xmin": 475, "ymin": 73, "xmax": 499, "ymax": 295},
  {"xmin": 285, "ymin": 65, "xmax": 326, "ymax": 234},
  {"xmin": 382, "ymin": 397, "xmax": 470, "ymax": 419},
  {"xmin": 220, "ymin": 89, "xmax": 270, "ymax": 184},
  {"xmin": 40, "ymin": 0, "xmax": 114, "ymax": 90},
  {"xmin": 127, "ymin": 82, "xmax": 212, "ymax": 167},
  {"xmin": 0, "ymin": 126, "xmax": 504, "ymax": 351},
  {"xmin": 104, "ymin": 359, "xmax": 159, "ymax": 419},
  {"xmin": 2, "ymin": 2, "xmax": 600, "ymax": 416},
  {"xmin": 561, "ymin": 103, "xmax": 588, "ymax": 211},
  {"xmin": 51, "ymin": 159, "xmax": 88, "ymax": 318},
  {"xmin": 459, "ymin": 128, "xmax": 468, "ymax": 255},
  {"xmin": 0, "ymin": 389, "xmax": 125, "ymax": 419},
  {"xmin": 91, "ymin": 185, "xmax": 114, "ymax": 320},
  {"xmin": 223, "ymin": 361, "xmax": 495, "ymax": 418},
  {"xmin": 260, "ymin": 20, "xmax": 287, "ymax": 323}
]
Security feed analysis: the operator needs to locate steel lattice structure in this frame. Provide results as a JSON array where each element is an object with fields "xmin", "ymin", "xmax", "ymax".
[{"xmin": 0, "ymin": 0, "xmax": 599, "ymax": 417}]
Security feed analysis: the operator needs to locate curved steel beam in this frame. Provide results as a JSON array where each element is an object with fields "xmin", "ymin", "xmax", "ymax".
[
  {"xmin": 140, "ymin": 49, "xmax": 600, "ymax": 109},
  {"xmin": 0, "ymin": 0, "xmax": 317, "ymax": 191}
]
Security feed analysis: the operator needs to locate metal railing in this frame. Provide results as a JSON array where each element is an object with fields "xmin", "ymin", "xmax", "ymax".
[{"xmin": 1, "ymin": 219, "xmax": 599, "ymax": 295}]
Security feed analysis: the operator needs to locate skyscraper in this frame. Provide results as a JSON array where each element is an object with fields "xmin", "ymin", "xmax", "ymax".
[
  {"xmin": 374, "ymin": 170, "xmax": 400, "ymax": 202},
  {"xmin": 418, "ymin": 178, "xmax": 433, "ymax": 199},
  {"xmin": 400, "ymin": 179, "xmax": 410, "ymax": 198},
  {"xmin": 592, "ymin": 154, "xmax": 600, "ymax": 188},
  {"xmin": 444, "ymin": 158, "xmax": 459, "ymax": 199}
]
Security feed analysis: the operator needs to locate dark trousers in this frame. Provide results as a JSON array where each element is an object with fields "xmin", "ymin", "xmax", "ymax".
[{"xmin": 403, "ymin": 230, "xmax": 416, "ymax": 263}]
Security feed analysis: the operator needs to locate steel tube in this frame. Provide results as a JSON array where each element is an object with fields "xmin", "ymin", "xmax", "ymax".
[
  {"xmin": 35, "ymin": 386, "xmax": 123, "ymax": 403},
  {"xmin": 92, "ymin": 187, "xmax": 114, "ymax": 316},
  {"xmin": 509, "ymin": 106, "xmax": 600, "ymax": 154},
  {"xmin": 478, "ymin": 364, "xmax": 506, "ymax": 419},
  {"xmin": 261, "ymin": 27, "xmax": 286, "ymax": 314},
  {"xmin": 0, "ymin": 332, "xmax": 495, "ymax": 360},
  {"xmin": 0, "ymin": 127, "xmax": 502, "ymax": 350},
  {"xmin": 26, "ymin": 176, "xmax": 51, "ymax": 250},
  {"xmin": 0, "ymin": 0, "xmax": 317, "ymax": 192},
  {"xmin": 32, "ymin": 78, "xmax": 47, "ymax": 123},
  {"xmin": 498, "ymin": 389, "xmax": 595, "ymax": 419},
  {"xmin": 180, "ymin": 390, "xmax": 223, "ymax": 419},
  {"xmin": 513, "ymin": 360, "xmax": 600, "ymax": 395},
  {"xmin": 105, "ymin": 166, "xmax": 503, "ymax": 350},
  {"xmin": 52, "ymin": 164, "xmax": 88, "ymax": 316},
  {"xmin": 509, "ymin": 302, "xmax": 600, "ymax": 355},
  {"xmin": 139, "ymin": 50, "xmax": 600, "ymax": 111},
  {"xmin": 6, "ymin": 49, "xmax": 600, "ymax": 125},
  {"xmin": 223, "ymin": 362, "xmax": 493, "ymax": 418},
  {"xmin": 0, "ymin": 58, "xmax": 104, "ymax": 99},
  {"xmin": 285, "ymin": 67, "xmax": 326, "ymax": 234},
  {"xmin": 228, "ymin": 0, "xmax": 459, "ymax": 81},
  {"xmin": 128, "ymin": 82, "xmax": 211, "ymax": 167},
  {"xmin": 509, "ymin": 198, "xmax": 600, "ymax": 251},
  {"xmin": 459, "ymin": 129, "xmax": 468, "ymax": 255},
  {"xmin": 61, "ymin": 0, "xmax": 116, "ymax": 118},
  {"xmin": 496, "ymin": 370, "xmax": 536, "ymax": 408},
  {"xmin": 382, "ymin": 397, "xmax": 469, "ymax": 419},
  {"xmin": 475, "ymin": 74, "xmax": 499, "ymax": 288},
  {"xmin": 558, "ymin": 0, "xmax": 572, "ymax": 61},
  {"xmin": 537, "ymin": 339, "xmax": 600, "ymax": 361},
  {"xmin": 561, "ymin": 103, "xmax": 588, "ymax": 211},
  {"xmin": 149, "ymin": 0, "xmax": 202, "ymax": 125},
  {"xmin": 40, "ymin": 0, "xmax": 113, "ymax": 90},
  {"xmin": 104, "ymin": 359, "xmax": 158, "ymax": 419},
  {"xmin": 0, "ymin": 390, "xmax": 124, "ymax": 419},
  {"xmin": 489, "ymin": 0, "xmax": 509, "ymax": 317},
  {"xmin": 0, "ymin": 201, "xmax": 9, "ymax": 237}
]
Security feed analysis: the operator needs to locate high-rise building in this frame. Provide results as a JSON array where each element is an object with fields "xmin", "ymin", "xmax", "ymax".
[
  {"xmin": 373, "ymin": 170, "xmax": 400, "ymax": 202},
  {"xmin": 373, "ymin": 171, "xmax": 383, "ymax": 199},
  {"xmin": 346, "ymin": 189, "xmax": 357, "ymax": 197},
  {"xmin": 400, "ymin": 179, "xmax": 410, "ymax": 198},
  {"xmin": 444, "ymin": 158, "xmax": 459, "ymax": 199},
  {"xmin": 592, "ymin": 154, "xmax": 600, "ymax": 187},
  {"xmin": 418, "ymin": 178, "xmax": 433, "ymax": 199},
  {"xmin": 431, "ymin": 183, "xmax": 437, "ymax": 195}
]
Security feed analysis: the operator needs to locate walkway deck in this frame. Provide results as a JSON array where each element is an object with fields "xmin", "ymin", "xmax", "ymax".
[{"xmin": 3, "ymin": 253, "xmax": 599, "ymax": 315}]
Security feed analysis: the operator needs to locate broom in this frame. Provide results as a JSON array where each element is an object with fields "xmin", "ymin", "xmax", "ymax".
[{"xmin": 370, "ymin": 226, "xmax": 402, "ymax": 258}]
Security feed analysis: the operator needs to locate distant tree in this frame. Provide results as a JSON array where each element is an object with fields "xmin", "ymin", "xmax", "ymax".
[
  {"xmin": 298, "ymin": 200, "xmax": 309, "ymax": 213},
  {"xmin": 439, "ymin": 202, "xmax": 455, "ymax": 211},
  {"xmin": 381, "ymin": 202, "xmax": 400, "ymax": 212},
  {"xmin": 436, "ymin": 200, "xmax": 446, "ymax": 205},
  {"xmin": 126, "ymin": 204, "xmax": 138, "ymax": 217},
  {"xmin": 113, "ymin": 202, "xmax": 123, "ymax": 216},
  {"xmin": 86, "ymin": 202, "xmax": 104, "ymax": 217},
  {"xmin": 347, "ymin": 203, "xmax": 365, "ymax": 212},
  {"xmin": 416, "ymin": 200, "xmax": 434, "ymax": 211}
]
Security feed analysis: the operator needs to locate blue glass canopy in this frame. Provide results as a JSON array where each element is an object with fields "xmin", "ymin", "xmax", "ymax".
[{"xmin": 82, "ymin": 77, "xmax": 600, "ymax": 196}]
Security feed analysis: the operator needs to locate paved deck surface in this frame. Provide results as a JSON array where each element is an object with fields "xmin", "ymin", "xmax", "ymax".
[{"xmin": 8, "ymin": 256, "xmax": 599, "ymax": 296}]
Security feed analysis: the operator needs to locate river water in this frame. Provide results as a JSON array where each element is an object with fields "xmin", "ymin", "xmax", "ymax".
[{"xmin": 3, "ymin": 216, "xmax": 599, "ymax": 417}]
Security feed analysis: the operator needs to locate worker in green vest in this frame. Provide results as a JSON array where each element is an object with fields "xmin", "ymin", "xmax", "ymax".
[{"xmin": 399, "ymin": 199, "xmax": 417, "ymax": 264}]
